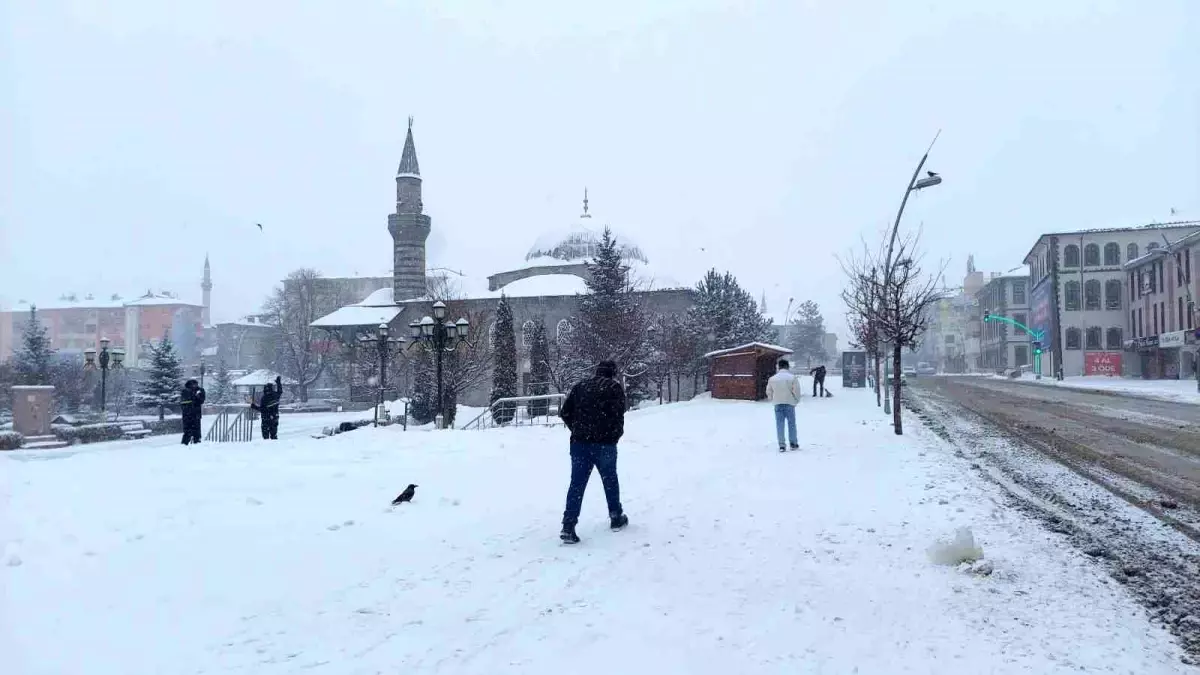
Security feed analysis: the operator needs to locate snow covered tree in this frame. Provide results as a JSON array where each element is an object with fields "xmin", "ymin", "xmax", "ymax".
[
  {"xmin": 789, "ymin": 300, "xmax": 828, "ymax": 368},
  {"xmin": 210, "ymin": 359, "xmax": 234, "ymax": 403},
  {"xmin": 408, "ymin": 349, "xmax": 437, "ymax": 425},
  {"xmin": 686, "ymin": 269, "xmax": 775, "ymax": 355},
  {"xmin": 490, "ymin": 296, "xmax": 518, "ymax": 425},
  {"xmin": 562, "ymin": 227, "xmax": 653, "ymax": 402},
  {"xmin": 138, "ymin": 336, "xmax": 183, "ymax": 419},
  {"xmin": 527, "ymin": 317, "xmax": 551, "ymax": 417},
  {"xmin": 13, "ymin": 307, "xmax": 54, "ymax": 385},
  {"xmin": 262, "ymin": 269, "xmax": 350, "ymax": 402}
]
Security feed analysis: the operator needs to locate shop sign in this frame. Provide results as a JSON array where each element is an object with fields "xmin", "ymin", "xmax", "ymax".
[
  {"xmin": 1084, "ymin": 351, "xmax": 1122, "ymax": 376},
  {"xmin": 1160, "ymin": 331, "xmax": 1187, "ymax": 349}
]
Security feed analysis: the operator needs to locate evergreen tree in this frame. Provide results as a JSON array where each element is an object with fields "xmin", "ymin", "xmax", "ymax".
[
  {"xmin": 138, "ymin": 336, "xmax": 183, "ymax": 418},
  {"xmin": 14, "ymin": 307, "xmax": 54, "ymax": 385},
  {"xmin": 686, "ymin": 269, "xmax": 775, "ymax": 356},
  {"xmin": 409, "ymin": 349, "xmax": 437, "ymax": 425},
  {"xmin": 789, "ymin": 300, "xmax": 828, "ymax": 368},
  {"xmin": 211, "ymin": 359, "xmax": 234, "ymax": 403},
  {"xmin": 527, "ymin": 317, "xmax": 551, "ymax": 417},
  {"xmin": 564, "ymin": 227, "xmax": 652, "ymax": 401},
  {"xmin": 490, "ymin": 296, "xmax": 518, "ymax": 424}
]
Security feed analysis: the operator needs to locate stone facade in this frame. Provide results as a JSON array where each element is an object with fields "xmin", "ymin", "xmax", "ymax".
[
  {"xmin": 389, "ymin": 121, "xmax": 431, "ymax": 302},
  {"xmin": 977, "ymin": 274, "xmax": 1031, "ymax": 371}
]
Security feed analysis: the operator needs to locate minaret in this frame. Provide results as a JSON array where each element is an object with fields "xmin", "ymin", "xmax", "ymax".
[
  {"xmin": 201, "ymin": 253, "xmax": 212, "ymax": 325},
  {"xmin": 388, "ymin": 117, "xmax": 432, "ymax": 301}
]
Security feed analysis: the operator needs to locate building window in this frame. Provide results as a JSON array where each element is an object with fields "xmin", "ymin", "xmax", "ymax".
[
  {"xmin": 1084, "ymin": 244, "xmax": 1100, "ymax": 266},
  {"xmin": 1153, "ymin": 303, "xmax": 1159, "ymax": 334},
  {"xmin": 521, "ymin": 320, "xmax": 535, "ymax": 348},
  {"xmin": 1147, "ymin": 242, "xmax": 1160, "ymax": 252},
  {"xmin": 1180, "ymin": 298, "xmax": 1185, "ymax": 333},
  {"xmin": 1085, "ymin": 326, "xmax": 1102, "ymax": 350},
  {"xmin": 1013, "ymin": 313, "xmax": 1027, "ymax": 331},
  {"xmin": 1159, "ymin": 261, "xmax": 1165, "ymax": 293},
  {"xmin": 1161, "ymin": 301, "xmax": 1167, "ymax": 334},
  {"xmin": 1138, "ymin": 308, "xmax": 1143, "ymax": 337},
  {"xmin": 1012, "ymin": 281, "xmax": 1026, "ymax": 305},
  {"xmin": 1186, "ymin": 249, "xmax": 1192, "ymax": 283},
  {"xmin": 1128, "ymin": 243, "xmax": 1139, "ymax": 261},
  {"xmin": 1130, "ymin": 310, "xmax": 1137, "ymax": 338},
  {"xmin": 1065, "ymin": 327, "xmax": 1082, "ymax": 349},
  {"xmin": 1189, "ymin": 302, "xmax": 1196, "ymax": 330},
  {"xmin": 1103, "ymin": 242, "xmax": 1120, "ymax": 266},
  {"xmin": 1105, "ymin": 280, "xmax": 1122, "ymax": 310},
  {"xmin": 1148, "ymin": 269, "xmax": 1157, "ymax": 294},
  {"xmin": 1064, "ymin": 280, "xmax": 1081, "ymax": 311},
  {"xmin": 1063, "ymin": 244, "xmax": 1080, "ymax": 268},
  {"xmin": 1106, "ymin": 327, "xmax": 1122, "ymax": 350},
  {"xmin": 556, "ymin": 318, "xmax": 573, "ymax": 345},
  {"xmin": 1014, "ymin": 345, "xmax": 1029, "ymax": 367},
  {"xmin": 1084, "ymin": 280, "xmax": 1101, "ymax": 310}
]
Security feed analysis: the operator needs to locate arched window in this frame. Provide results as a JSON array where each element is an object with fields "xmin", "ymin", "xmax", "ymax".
[
  {"xmin": 1064, "ymin": 280, "xmax": 1081, "ymax": 311},
  {"xmin": 1147, "ymin": 242, "xmax": 1160, "ymax": 252},
  {"xmin": 1104, "ymin": 243, "xmax": 1120, "ymax": 266},
  {"xmin": 1084, "ymin": 244, "xmax": 1100, "ymax": 267},
  {"xmin": 1128, "ymin": 243, "xmax": 1139, "ymax": 261},
  {"xmin": 1065, "ymin": 327, "xmax": 1082, "ymax": 350},
  {"xmin": 1063, "ymin": 244, "xmax": 1080, "ymax": 268},
  {"xmin": 521, "ymin": 320, "xmax": 535, "ymax": 348},
  {"xmin": 1085, "ymin": 326, "xmax": 1102, "ymax": 350},
  {"xmin": 556, "ymin": 318, "xmax": 573, "ymax": 345},
  {"xmin": 1084, "ymin": 279, "xmax": 1101, "ymax": 310},
  {"xmin": 1106, "ymin": 327, "xmax": 1123, "ymax": 350},
  {"xmin": 1105, "ymin": 280, "xmax": 1122, "ymax": 310}
]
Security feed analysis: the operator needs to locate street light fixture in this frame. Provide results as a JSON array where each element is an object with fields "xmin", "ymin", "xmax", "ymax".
[
  {"xmin": 83, "ymin": 336, "xmax": 125, "ymax": 416},
  {"xmin": 359, "ymin": 322, "xmax": 405, "ymax": 427},
  {"xmin": 409, "ymin": 306, "xmax": 471, "ymax": 428}
]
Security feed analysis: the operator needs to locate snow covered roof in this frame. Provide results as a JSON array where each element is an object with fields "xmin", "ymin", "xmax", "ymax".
[
  {"xmin": 480, "ymin": 274, "xmax": 590, "ymax": 299},
  {"xmin": 231, "ymin": 369, "xmax": 298, "ymax": 387},
  {"xmin": 355, "ymin": 287, "xmax": 396, "ymax": 306},
  {"xmin": 310, "ymin": 287, "xmax": 404, "ymax": 328},
  {"xmin": 125, "ymin": 292, "xmax": 201, "ymax": 307},
  {"xmin": 704, "ymin": 342, "xmax": 794, "ymax": 359},
  {"xmin": 525, "ymin": 222, "xmax": 649, "ymax": 267}
]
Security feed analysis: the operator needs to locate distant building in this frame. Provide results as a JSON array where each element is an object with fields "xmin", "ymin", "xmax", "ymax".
[
  {"xmin": 1024, "ymin": 222, "xmax": 1200, "ymax": 377},
  {"xmin": 977, "ymin": 274, "xmax": 1031, "ymax": 371},
  {"xmin": 916, "ymin": 258, "xmax": 984, "ymax": 373},
  {"xmin": 1123, "ymin": 229, "xmax": 1200, "ymax": 379}
]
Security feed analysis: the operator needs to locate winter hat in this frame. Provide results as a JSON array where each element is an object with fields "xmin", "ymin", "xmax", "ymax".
[
  {"xmin": 596, "ymin": 361, "xmax": 618, "ymax": 378},
  {"xmin": 185, "ymin": 379, "xmax": 199, "ymax": 387}
]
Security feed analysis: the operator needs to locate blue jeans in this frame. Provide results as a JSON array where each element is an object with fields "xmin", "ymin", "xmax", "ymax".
[
  {"xmin": 562, "ymin": 442, "xmax": 623, "ymax": 528},
  {"xmin": 774, "ymin": 404, "xmax": 797, "ymax": 447}
]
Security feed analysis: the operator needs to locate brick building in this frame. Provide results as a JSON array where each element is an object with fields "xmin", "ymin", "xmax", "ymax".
[{"xmin": 1124, "ymin": 229, "xmax": 1200, "ymax": 379}]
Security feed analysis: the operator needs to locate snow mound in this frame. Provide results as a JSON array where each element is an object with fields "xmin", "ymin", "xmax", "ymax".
[{"xmin": 928, "ymin": 526, "xmax": 985, "ymax": 566}]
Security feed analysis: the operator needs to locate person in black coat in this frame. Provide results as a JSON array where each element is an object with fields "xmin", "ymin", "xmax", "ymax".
[
  {"xmin": 557, "ymin": 360, "xmax": 629, "ymax": 544},
  {"xmin": 809, "ymin": 364, "xmax": 827, "ymax": 397},
  {"xmin": 250, "ymin": 376, "xmax": 283, "ymax": 440},
  {"xmin": 180, "ymin": 379, "xmax": 206, "ymax": 445}
]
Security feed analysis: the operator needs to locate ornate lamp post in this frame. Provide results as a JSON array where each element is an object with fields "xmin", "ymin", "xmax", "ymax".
[
  {"xmin": 83, "ymin": 337, "xmax": 126, "ymax": 415},
  {"xmin": 359, "ymin": 322, "xmax": 405, "ymax": 426},
  {"xmin": 409, "ymin": 301, "xmax": 470, "ymax": 428}
]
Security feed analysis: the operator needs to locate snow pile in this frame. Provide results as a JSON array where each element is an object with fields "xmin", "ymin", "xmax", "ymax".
[
  {"xmin": 927, "ymin": 526, "xmax": 985, "ymax": 565},
  {"xmin": 1020, "ymin": 375, "xmax": 1200, "ymax": 405},
  {"xmin": 2, "ymin": 390, "xmax": 1191, "ymax": 674}
]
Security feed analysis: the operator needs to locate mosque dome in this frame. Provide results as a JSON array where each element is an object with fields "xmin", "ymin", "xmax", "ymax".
[{"xmin": 523, "ymin": 190, "xmax": 649, "ymax": 267}]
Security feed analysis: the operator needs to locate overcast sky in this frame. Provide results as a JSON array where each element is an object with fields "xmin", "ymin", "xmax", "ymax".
[{"xmin": 3, "ymin": 0, "xmax": 1197, "ymax": 341}]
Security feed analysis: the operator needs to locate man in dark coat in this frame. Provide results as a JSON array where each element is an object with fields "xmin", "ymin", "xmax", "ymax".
[
  {"xmin": 180, "ymin": 379, "xmax": 206, "ymax": 445},
  {"xmin": 809, "ymin": 364, "xmax": 827, "ymax": 397},
  {"xmin": 250, "ymin": 376, "xmax": 283, "ymax": 440},
  {"xmin": 557, "ymin": 360, "xmax": 629, "ymax": 544}
]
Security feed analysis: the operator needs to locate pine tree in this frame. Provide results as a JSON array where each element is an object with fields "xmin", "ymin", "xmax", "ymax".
[
  {"xmin": 527, "ymin": 317, "xmax": 551, "ymax": 417},
  {"xmin": 14, "ymin": 306, "xmax": 55, "ymax": 385},
  {"xmin": 789, "ymin": 300, "xmax": 828, "ymax": 368},
  {"xmin": 565, "ymin": 227, "xmax": 651, "ymax": 401},
  {"xmin": 138, "ymin": 336, "xmax": 183, "ymax": 418},
  {"xmin": 211, "ymin": 359, "xmax": 234, "ymax": 403},
  {"xmin": 409, "ymin": 349, "xmax": 437, "ymax": 425},
  {"xmin": 687, "ymin": 269, "xmax": 775, "ymax": 356},
  {"xmin": 490, "ymin": 296, "xmax": 518, "ymax": 424}
]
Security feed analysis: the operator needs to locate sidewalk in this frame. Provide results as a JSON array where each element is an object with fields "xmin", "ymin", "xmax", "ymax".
[
  {"xmin": 2, "ymin": 388, "xmax": 1190, "ymax": 674},
  {"xmin": 997, "ymin": 374, "xmax": 1200, "ymax": 405}
]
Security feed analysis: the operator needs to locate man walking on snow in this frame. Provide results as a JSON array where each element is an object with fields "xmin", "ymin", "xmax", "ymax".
[
  {"xmin": 766, "ymin": 359, "xmax": 801, "ymax": 451},
  {"xmin": 557, "ymin": 360, "xmax": 629, "ymax": 545},
  {"xmin": 809, "ymin": 364, "xmax": 827, "ymax": 397}
]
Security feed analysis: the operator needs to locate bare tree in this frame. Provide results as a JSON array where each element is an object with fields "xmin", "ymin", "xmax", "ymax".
[{"xmin": 262, "ymin": 269, "xmax": 351, "ymax": 402}]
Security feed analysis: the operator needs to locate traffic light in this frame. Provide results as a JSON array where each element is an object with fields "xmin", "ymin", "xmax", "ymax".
[
  {"xmin": 983, "ymin": 313, "xmax": 991, "ymax": 323},
  {"xmin": 1032, "ymin": 340, "xmax": 1043, "ymax": 355}
]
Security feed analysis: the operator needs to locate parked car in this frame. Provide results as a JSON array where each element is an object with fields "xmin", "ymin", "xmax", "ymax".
[
  {"xmin": 916, "ymin": 362, "xmax": 937, "ymax": 376},
  {"xmin": 902, "ymin": 366, "xmax": 917, "ymax": 377}
]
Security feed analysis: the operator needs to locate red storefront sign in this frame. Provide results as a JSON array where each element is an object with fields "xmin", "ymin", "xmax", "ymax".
[{"xmin": 1084, "ymin": 351, "xmax": 1122, "ymax": 376}]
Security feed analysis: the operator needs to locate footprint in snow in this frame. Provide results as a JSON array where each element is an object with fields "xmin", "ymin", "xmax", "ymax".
[
  {"xmin": 5, "ymin": 555, "xmax": 22, "ymax": 567},
  {"xmin": 246, "ymin": 497, "xmax": 264, "ymax": 506},
  {"xmin": 327, "ymin": 524, "xmax": 342, "ymax": 531}
]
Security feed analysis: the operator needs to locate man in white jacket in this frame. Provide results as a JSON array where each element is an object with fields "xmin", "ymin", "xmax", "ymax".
[{"xmin": 765, "ymin": 359, "xmax": 801, "ymax": 451}]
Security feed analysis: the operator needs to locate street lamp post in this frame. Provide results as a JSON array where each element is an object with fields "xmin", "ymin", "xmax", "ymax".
[
  {"xmin": 409, "ymin": 301, "xmax": 470, "ymax": 429},
  {"xmin": 360, "ymin": 323, "xmax": 405, "ymax": 427},
  {"xmin": 83, "ymin": 337, "xmax": 126, "ymax": 417}
]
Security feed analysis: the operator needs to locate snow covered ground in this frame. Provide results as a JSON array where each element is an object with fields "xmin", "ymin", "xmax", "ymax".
[
  {"xmin": 1003, "ymin": 374, "xmax": 1200, "ymax": 404},
  {"xmin": 2, "ymin": 390, "xmax": 1191, "ymax": 674}
]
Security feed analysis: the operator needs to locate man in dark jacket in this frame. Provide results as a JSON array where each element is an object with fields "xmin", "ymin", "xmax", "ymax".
[
  {"xmin": 557, "ymin": 360, "xmax": 629, "ymax": 544},
  {"xmin": 809, "ymin": 364, "xmax": 827, "ymax": 397},
  {"xmin": 250, "ymin": 376, "xmax": 282, "ymax": 439},
  {"xmin": 180, "ymin": 379, "xmax": 206, "ymax": 445}
]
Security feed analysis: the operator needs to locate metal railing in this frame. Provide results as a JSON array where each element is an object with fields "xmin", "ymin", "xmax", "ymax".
[
  {"xmin": 461, "ymin": 393, "xmax": 566, "ymax": 430},
  {"xmin": 204, "ymin": 405, "xmax": 256, "ymax": 442}
]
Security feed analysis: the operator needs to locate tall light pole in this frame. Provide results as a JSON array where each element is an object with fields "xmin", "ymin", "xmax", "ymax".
[
  {"xmin": 83, "ymin": 337, "xmax": 126, "ymax": 416},
  {"xmin": 409, "ymin": 301, "xmax": 470, "ymax": 428},
  {"xmin": 880, "ymin": 134, "xmax": 943, "ymax": 434},
  {"xmin": 360, "ymin": 322, "xmax": 405, "ymax": 426}
]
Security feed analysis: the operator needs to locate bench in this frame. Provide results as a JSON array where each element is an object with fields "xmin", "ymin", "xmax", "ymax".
[{"xmin": 122, "ymin": 428, "xmax": 153, "ymax": 440}]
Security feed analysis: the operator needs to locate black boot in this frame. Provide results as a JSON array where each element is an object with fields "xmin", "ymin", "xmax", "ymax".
[
  {"xmin": 610, "ymin": 513, "xmax": 629, "ymax": 531},
  {"xmin": 560, "ymin": 526, "xmax": 580, "ymax": 544}
]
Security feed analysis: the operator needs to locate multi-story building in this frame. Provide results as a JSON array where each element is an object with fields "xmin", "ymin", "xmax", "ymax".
[
  {"xmin": 1023, "ymin": 222, "xmax": 1200, "ymax": 377},
  {"xmin": 976, "ymin": 274, "xmax": 1031, "ymax": 371},
  {"xmin": 915, "ymin": 258, "xmax": 983, "ymax": 373},
  {"xmin": 1124, "ymin": 229, "xmax": 1200, "ymax": 379}
]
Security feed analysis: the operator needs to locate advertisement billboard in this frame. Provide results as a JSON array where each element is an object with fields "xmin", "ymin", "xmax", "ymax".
[
  {"xmin": 1029, "ymin": 278, "xmax": 1054, "ymax": 351},
  {"xmin": 842, "ymin": 351, "xmax": 868, "ymax": 388},
  {"xmin": 1084, "ymin": 352, "xmax": 1122, "ymax": 376}
]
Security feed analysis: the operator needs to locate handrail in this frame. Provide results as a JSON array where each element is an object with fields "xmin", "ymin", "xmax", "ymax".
[
  {"xmin": 203, "ymin": 404, "xmax": 256, "ymax": 442},
  {"xmin": 461, "ymin": 393, "xmax": 566, "ymax": 430}
]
